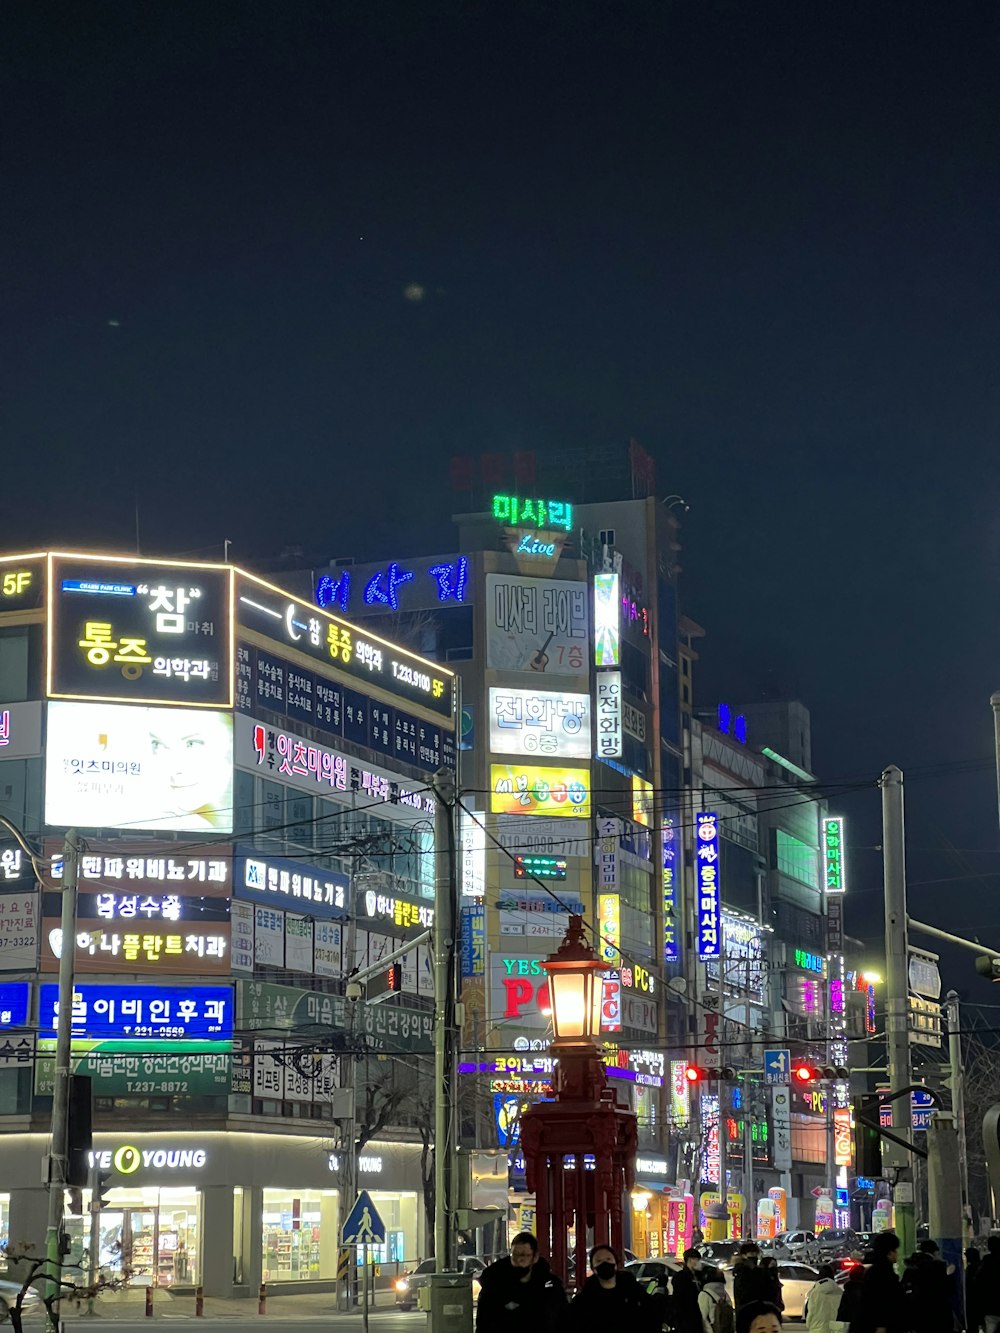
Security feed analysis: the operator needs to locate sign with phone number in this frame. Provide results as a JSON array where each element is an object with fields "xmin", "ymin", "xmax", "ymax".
[{"xmin": 35, "ymin": 1039, "xmax": 231, "ymax": 1097}]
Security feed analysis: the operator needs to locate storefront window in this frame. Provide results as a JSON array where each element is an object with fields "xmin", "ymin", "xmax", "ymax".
[
  {"xmin": 0, "ymin": 1195, "xmax": 9, "ymax": 1252},
  {"xmin": 261, "ymin": 1189, "xmax": 420, "ymax": 1279},
  {"xmin": 82, "ymin": 1186, "xmax": 202, "ymax": 1287}
]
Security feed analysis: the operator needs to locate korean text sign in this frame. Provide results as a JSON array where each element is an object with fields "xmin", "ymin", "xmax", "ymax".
[
  {"xmin": 234, "ymin": 846, "xmax": 348, "ymax": 921},
  {"xmin": 595, "ymin": 672, "xmax": 623, "ymax": 758},
  {"xmin": 488, "ymin": 687, "xmax": 591, "ymax": 759},
  {"xmin": 44, "ymin": 701, "xmax": 234, "ymax": 833},
  {"xmin": 41, "ymin": 917, "xmax": 231, "ymax": 976},
  {"xmin": 39, "ymin": 983, "xmax": 233, "ymax": 1040},
  {"xmin": 822, "ymin": 816, "xmax": 846, "ymax": 894},
  {"xmin": 490, "ymin": 763, "xmax": 591, "ymax": 819},
  {"xmin": 661, "ymin": 820, "xmax": 680, "ymax": 963},
  {"xmin": 485, "ymin": 575, "xmax": 589, "ymax": 675},
  {"xmin": 48, "ymin": 555, "xmax": 233, "ymax": 707},
  {"xmin": 696, "ymin": 811, "xmax": 721, "ymax": 959}
]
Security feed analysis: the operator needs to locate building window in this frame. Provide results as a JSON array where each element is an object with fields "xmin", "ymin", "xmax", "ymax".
[
  {"xmin": 775, "ymin": 830, "xmax": 819, "ymax": 890},
  {"xmin": 790, "ymin": 1116, "xmax": 826, "ymax": 1165}
]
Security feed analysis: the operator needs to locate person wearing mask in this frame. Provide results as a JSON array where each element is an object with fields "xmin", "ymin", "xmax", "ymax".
[
  {"xmin": 734, "ymin": 1301, "xmax": 783, "ymax": 1333},
  {"xmin": 566, "ymin": 1245, "xmax": 656, "ymax": 1333},
  {"xmin": 804, "ymin": 1264, "xmax": 843, "ymax": 1333},
  {"xmin": 733, "ymin": 1243, "xmax": 771, "ymax": 1311},
  {"xmin": 967, "ymin": 1246, "xmax": 984, "ymax": 1333},
  {"xmin": 476, "ymin": 1233, "xmax": 566, "ymax": 1333},
  {"xmin": 857, "ymin": 1231, "xmax": 903, "ymax": 1333},
  {"xmin": 976, "ymin": 1235, "xmax": 1000, "ymax": 1333},
  {"xmin": 672, "ymin": 1248, "xmax": 705, "ymax": 1333},
  {"xmin": 901, "ymin": 1239, "xmax": 952, "ymax": 1333},
  {"xmin": 698, "ymin": 1265, "xmax": 734, "ymax": 1333}
]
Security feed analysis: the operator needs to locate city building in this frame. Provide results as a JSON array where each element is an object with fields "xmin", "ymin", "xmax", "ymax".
[{"xmin": 0, "ymin": 550, "xmax": 456, "ymax": 1295}]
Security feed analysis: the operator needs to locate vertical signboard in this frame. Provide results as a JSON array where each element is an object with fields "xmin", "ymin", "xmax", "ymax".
[
  {"xmin": 670, "ymin": 1060, "xmax": 690, "ymax": 1128},
  {"xmin": 822, "ymin": 817, "xmax": 846, "ymax": 894},
  {"xmin": 597, "ymin": 893, "xmax": 620, "ymax": 964},
  {"xmin": 460, "ymin": 809, "xmax": 486, "ymax": 898},
  {"xmin": 695, "ymin": 812, "xmax": 721, "ymax": 959},
  {"xmin": 599, "ymin": 973, "xmax": 622, "ymax": 1034},
  {"xmin": 596, "ymin": 818, "xmax": 618, "ymax": 891},
  {"xmin": 834, "ymin": 1106, "xmax": 852, "ymax": 1167},
  {"xmin": 631, "ymin": 775, "xmax": 653, "ymax": 828},
  {"xmin": 662, "ymin": 820, "xmax": 680, "ymax": 964},
  {"xmin": 593, "ymin": 573, "xmax": 620, "ymax": 667},
  {"xmin": 595, "ymin": 672, "xmax": 623, "ymax": 758}
]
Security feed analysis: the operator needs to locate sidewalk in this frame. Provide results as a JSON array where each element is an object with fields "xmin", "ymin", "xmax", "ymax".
[{"xmin": 57, "ymin": 1288, "xmax": 395, "ymax": 1320}]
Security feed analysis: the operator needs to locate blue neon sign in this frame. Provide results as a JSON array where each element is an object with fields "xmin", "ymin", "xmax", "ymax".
[
  {"xmin": 0, "ymin": 983, "xmax": 29, "ymax": 1029},
  {"xmin": 695, "ymin": 811, "xmax": 721, "ymax": 959},
  {"xmin": 39, "ymin": 984, "xmax": 233, "ymax": 1040},
  {"xmin": 316, "ymin": 556, "xmax": 469, "ymax": 616}
]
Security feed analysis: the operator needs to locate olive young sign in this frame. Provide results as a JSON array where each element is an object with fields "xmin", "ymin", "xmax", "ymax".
[
  {"xmin": 488, "ymin": 688, "xmax": 591, "ymax": 759},
  {"xmin": 48, "ymin": 555, "xmax": 233, "ymax": 707},
  {"xmin": 236, "ymin": 572, "xmax": 454, "ymax": 718},
  {"xmin": 44, "ymin": 701, "xmax": 234, "ymax": 834}
]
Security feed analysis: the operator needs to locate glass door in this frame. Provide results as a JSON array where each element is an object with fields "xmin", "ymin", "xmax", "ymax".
[{"xmin": 125, "ymin": 1210, "xmax": 158, "ymax": 1283}]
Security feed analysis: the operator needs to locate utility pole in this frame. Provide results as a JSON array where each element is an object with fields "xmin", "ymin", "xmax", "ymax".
[
  {"xmin": 431, "ymin": 766, "xmax": 459, "ymax": 1271},
  {"xmin": 881, "ymin": 767, "xmax": 915, "ymax": 1260},
  {"xmin": 990, "ymin": 693, "xmax": 1000, "ymax": 828},
  {"xmin": 45, "ymin": 829, "xmax": 80, "ymax": 1325},
  {"xmin": 944, "ymin": 991, "xmax": 969, "ymax": 1238}
]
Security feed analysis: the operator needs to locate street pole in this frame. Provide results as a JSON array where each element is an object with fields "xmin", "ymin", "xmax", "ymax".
[
  {"xmin": 45, "ymin": 829, "xmax": 80, "ymax": 1325},
  {"xmin": 927, "ymin": 1112, "xmax": 965, "ymax": 1326},
  {"xmin": 743, "ymin": 1085, "xmax": 754, "ymax": 1240},
  {"xmin": 945, "ymin": 991, "xmax": 970, "ymax": 1239},
  {"xmin": 431, "ymin": 766, "xmax": 458, "ymax": 1272},
  {"xmin": 881, "ymin": 766, "xmax": 915, "ymax": 1261},
  {"xmin": 990, "ymin": 693, "xmax": 1000, "ymax": 828}
]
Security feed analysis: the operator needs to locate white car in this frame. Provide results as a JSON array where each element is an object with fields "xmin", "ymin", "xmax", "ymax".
[
  {"xmin": 0, "ymin": 1281, "xmax": 41, "ymax": 1322},
  {"xmin": 718, "ymin": 1261, "xmax": 819, "ymax": 1320},
  {"xmin": 771, "ymin": 1230, "xmax": 818, "ymax": 1259}
]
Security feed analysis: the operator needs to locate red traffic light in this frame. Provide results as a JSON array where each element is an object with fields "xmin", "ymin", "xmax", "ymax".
[
  {"xmin": 685, "ymin": 1065, "xmax": 703, "ymax": 1084},
  {"xmin": 793, "ymin": 1064, "xmax": 816, "ymax": 1084},
  {"xmin": 386, "ymin": 963, "xmax": 403, "ymax": 992}
]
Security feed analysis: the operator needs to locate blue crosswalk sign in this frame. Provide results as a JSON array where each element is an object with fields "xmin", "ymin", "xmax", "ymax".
[
  {"xmin": 764, "ymin": 1049, "xmax": 791, "ymax": 1085},
  {"xmin": 342, "ymin": 1190, "xmax": 386, "ymax": 1244}
]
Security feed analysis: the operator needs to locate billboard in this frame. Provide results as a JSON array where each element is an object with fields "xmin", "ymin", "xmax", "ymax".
[
  {"xmin": 485, "ymin": 575, "xmax": 588, "ymax": 675},
  {"xmin": 44, "ymin": 701, "xmax": 234, "ymax": 833},
  {"xmin": 48, "ymin": 555, "xmax": 233, "ymax": 707},
  {"xmin": 822, "ymin": 816, "xmax": 846, "ymax": 894},
  {"xmin": 490, "ymin": 764, "xmax": 591, "ymax": 819},
  {"xmin": 595, "ymin": 672, "xmax": 623, "ymax": 758},
  {"xmin": 41, "ymin": 919, "xmax": 231, "ymax": 976},
  {"xmin": 233, "ymin": 847, "xmax": 348, "ymax": 920},
  {"xmin": 488, "ymin": 688, "xmax": 590, "ymax": 759},
  {"xmin": 593, "ymin": 573, "xmax": 620, "ymax": 667},
  {"xmin": 38, "ymin": 983, "xmax": 233, "ymax": 1040},
  {"xmin": 631, "ymin": 775, "xmax": 653, "ymax": 827},
  {"xmin": 0, "ymin": 894, "xmax": 38, "ymax": 971},
  {"xmin": 695, "ymin": 812, "xmax": 721, "ymax": 959}
]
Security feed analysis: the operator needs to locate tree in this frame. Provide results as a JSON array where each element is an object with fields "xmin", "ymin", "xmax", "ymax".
[{"xmin": 1, "ymin": 1246, "xmax": 130, "ymax": 1333}]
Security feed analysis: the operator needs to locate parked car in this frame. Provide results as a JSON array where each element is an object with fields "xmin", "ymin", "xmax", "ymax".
[
  {"xmin": 814, "ymin": 1228, "xmax": 859, "ymax": 1257},
  {"xmin": 717, "ymin": 1261, "xmax": 819, "ymax": 1320},
  {"xmin": 394, "ymin": 1256, "xmax": 486, "ymax": 1311},
  {"xmin": 697, "ymin": 1240, "xmax": 741, "ymax": 1264},
  {"xmin": 0, "ymin": 1281, "xmax": 41, "ymax": 1322},
  {"xmin": 624, "ymin": 1259, "xmax": 681, "ymax": 1295},
  {"xmin": 770, "ymin": 1230, "xmax": 817, "ymax": 1259}
]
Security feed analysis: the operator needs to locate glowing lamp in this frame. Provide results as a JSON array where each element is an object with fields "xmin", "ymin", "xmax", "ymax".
[
  {"xmin": 793, "ymin": 1065, "xmax": 816, "ymax": 1084},
  {"xmin": 542, "ymin": 915, "xmax": 605, "ymax": 1044}
]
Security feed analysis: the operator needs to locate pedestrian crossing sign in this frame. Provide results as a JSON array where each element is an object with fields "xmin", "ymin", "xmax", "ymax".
[{"xmin": 342, "ymin": 1189, "xmax": 386, "ymax": 1244}]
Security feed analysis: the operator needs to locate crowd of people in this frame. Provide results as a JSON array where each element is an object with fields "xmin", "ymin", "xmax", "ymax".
[{"xmin": 474, "ymin": 1228, "xmax": 1000, "ymax": 1333}]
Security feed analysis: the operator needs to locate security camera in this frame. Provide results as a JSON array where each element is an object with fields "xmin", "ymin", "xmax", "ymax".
[{"xmin": 346, "ymin": 981, "xmax": 362, "ymax": 1003}]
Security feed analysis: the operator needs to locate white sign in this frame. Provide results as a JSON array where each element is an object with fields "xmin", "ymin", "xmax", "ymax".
[
  {"xmin": 622, "ymin": 994, "xmax": 657, "ymax": 1035},
  {"xmin": 595, "ymin": 672, "xmax": 623, "ymax": 758},
  {"xmin": 0, "ymin": 702, "xmax": 43, "ymax": 760},
  {"xmin": 89, "ymin": 1145, "xmax": 208, "ymax": 1172},
  {"xmin": 254, "ymin": 906, "xmax": 284, "ymax": 966},
  {"xmin": 314, "ymin": 920, "xmax": 344, "ymax": 978},
  {"xmin": 285, "ymin": 915, "xmax": 314, "ymax": 973},
  {"xmin": 495, "ymin": 815, "xmax": 591, "ymax": 858},
  {"xmin": 460, "ymin": 809, "xmax": 486, "ymax": 898},
  {"xmin": 623, "ymin": 701, "xmax": 646, "ymax": 743},
  {"xmin": 485, "ymin": 575, "xmax": 589, "ymax": 676},
  {"xmin": 497, "ymin": 891, "xmax": 584, "ymax": 939},
  {"xmin": 44, "ymin": 701, "xmax": 233, "ymax": 833},
  {"xmin": 231, "ymin": 901, "xmax": 254, "ymax": 973},
  {"xmin": 0, "ymin": 894, "xmax": 37, "ymax": 971},
  {"xmin": 488, "ymin": 688, "xmax": 591, "ymax": 759}
]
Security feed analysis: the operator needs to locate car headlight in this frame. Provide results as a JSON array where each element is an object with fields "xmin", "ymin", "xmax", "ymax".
[{"xmin": 395, "ymin": 1280, "xmax": 409, "ymax": 1292}]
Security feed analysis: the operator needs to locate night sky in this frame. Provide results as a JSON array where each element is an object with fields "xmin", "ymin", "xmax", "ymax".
[{"xmin": 6, "ymin": 3, "xmax": 1000, "ymax": 975}]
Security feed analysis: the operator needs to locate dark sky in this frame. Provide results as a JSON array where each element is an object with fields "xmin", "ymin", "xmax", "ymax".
[{"xmin": 6, "ymin": 2, "xmax": 1000, "ymax": 969}]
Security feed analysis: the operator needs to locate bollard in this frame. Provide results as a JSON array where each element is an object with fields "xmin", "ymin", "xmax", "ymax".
[
  {"xmin": 258, "ymin": 1282, "xmax": 266, "ymax": 1315},
  {"xmin": 145, "ymin": 1286, "xmax": 154, "ymax": 1317},
  {"xmin": 195, "ymin": 1285, "xmax": 204, "ymax": 1317}
]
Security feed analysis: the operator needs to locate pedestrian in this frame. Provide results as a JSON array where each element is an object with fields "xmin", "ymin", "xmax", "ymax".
[
  {"xmin": 735, "ymin": 1301, "xmax": 783, "ymax": 1333},
  {"xmin": 857, "ymin": 1231, "xmax": 903, "ymax": 1333},
  {"xmin": 672, "ymin": 1247, "xmax": 705, "ymax": 1333},
  {"xmin": 836, "ymin": 1258, "xmax": 866, "ymax": 1331},
  {"xmin": 804, "ymin": 1263, "xmax": 842, "ymax": 1333},
  {"xmin": 967, "ymin": 1246, "xmax": 983, "ymax": 1333},
  {"xmin": 476, "ymin": 1233, "xmax": 566, "ymax": 1333},
  {"xmin": 759, "ymin": 1256, "xmax": 783, "ymax": 1311},
  {"xmin": 733, "ymin": 1243, "xmax": 771, "ymax": 1311},
  {"xmin": 565, "ymin": 1244, "xmax": 657, "ymax": 1333},
  {"xmin": 698, "ymin": 1265, "xmax": 735, "ymax": 1333},
  {"xmin": 900, "ymin": 1240, "xmax": 952, "ymax": 1333},
  {"xmin": 975, "ymin": 1236, "xmax": 1000, "ymax": 1333}
]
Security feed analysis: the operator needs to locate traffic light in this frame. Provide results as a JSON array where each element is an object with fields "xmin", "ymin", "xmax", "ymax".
[
  {"xmin": 793, "ymin": 1064, "xmax": 816, "ymax": 1084},
  {"xmin": 66, "ymin": 1188, "xmax": 83, "ymax": 1216},
  {"xmin": 975, "ymin": 956, "xmax": 1000, "ymax": 981},
  {"xmin": 792, "ymin": 1064, "xmax": 849, "ymax": 1083},
  {"xmin": 93, "ymin": 1168, "xmax": 113, "ymax": 1212},
  {"xmin": 684, "ymin": 1065, "xmax": 736, "ymax": 1082},
  {"xmin": 386, "ymin": 963, "xmax": 402, "ymax": 992},
  {"xmin": 685, "ymin": 1066, "xmax": 704, "ymax": 1084},
  {"xmin": 852, "ymin": 1094, "xmax": 883, "ymax": 1177},
  {"xmin": 67, "ymin": 1074, "xmax": 92, "ymax": 1189}
]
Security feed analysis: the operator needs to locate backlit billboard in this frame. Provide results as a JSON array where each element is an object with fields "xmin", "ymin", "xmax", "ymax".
[
  {"xmin": 490, "ymin": 764, "xmax": 591, "ymax": 819},
  {"xmin": 44, "ymin": 701, "xmax": 234, "ymax": 833},
  {"xmin": 485, "ymin": 575, "xmax": 588, "ymax": 675},
  {"xmin": 488, "ymin": 688, "xmax": 591, "ymax": 759}
]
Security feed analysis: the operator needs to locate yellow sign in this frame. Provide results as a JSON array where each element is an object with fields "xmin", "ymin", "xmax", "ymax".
[
  {"xmin": 490, "ymin": 764, "xmax": 591, "ymax": 819},
  {"xmin": 598, "ymin": 893, "xmax": 620, "ymax": 964},
  {"xmin": 834, "ymin": 1106, "xmax": 852, "ymax": 1166},
  {"xmin": 632, "ymin": 775, "xmax": 653, "ymax": 827}
]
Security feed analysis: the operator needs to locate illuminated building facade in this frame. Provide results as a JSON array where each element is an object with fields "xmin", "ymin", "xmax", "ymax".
[{"xmin": 0, "ymin": 551, "xmax": 456, "ymax": 1295}]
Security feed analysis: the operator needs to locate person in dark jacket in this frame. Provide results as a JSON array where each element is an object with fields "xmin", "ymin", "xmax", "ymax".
[
  {"xmin": 966, "ymin": 1245, "xmax": 983, "ymax": 1333},
  {"xmin": 733, "ymin": 1244, "xmax": 773, "ymax": 1312},
  {"xmin": 671, "ymin": 1247, "xmax": 704, "ymax": 1333},
  {"xmin": 759, "ymin": 1256, "xmax": 783, "ymax": 1310},
  {"xmin": 857, "ymin": 1231, "xmax": 903, "ymax": 1333},
  {"xmin": 836, "ymin": 1259, "xmax": 865, "ymax": 1331},
  {"xmin": 975, "ymin": 1235, "xmax": 1000, "ymax": 1333},
  {"xmin": 476, "ymin": 1232, "xmax": 566, "ymax": 1333},
  {"xmin": 566, "ymin": 1244, "xmax": 657, "ymax": 1333},
  {"xmin": 901, "ymin": 1240, "xmax": 952, "ymax": 1333}
]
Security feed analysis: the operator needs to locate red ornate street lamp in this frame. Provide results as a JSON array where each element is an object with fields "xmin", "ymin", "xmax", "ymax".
[{"xmin": 519, "ymin": 916, "xmax": 638, "ymax": 1287}]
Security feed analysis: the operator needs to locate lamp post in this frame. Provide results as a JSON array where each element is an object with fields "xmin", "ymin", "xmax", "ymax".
[{"xmin": 519, "ymin": 917, "xmax": 638, "ymax": 1288}]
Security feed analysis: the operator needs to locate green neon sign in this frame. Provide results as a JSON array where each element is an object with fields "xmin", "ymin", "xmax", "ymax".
[{"xmin": 492, "ymin": 494, "xmax": 573, "ymax": 532}]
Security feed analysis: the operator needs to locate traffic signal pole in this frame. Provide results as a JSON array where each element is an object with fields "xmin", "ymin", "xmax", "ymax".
[{"xmin": 880, "ymin": 767, "xmax": 915, "ymax": 1261}]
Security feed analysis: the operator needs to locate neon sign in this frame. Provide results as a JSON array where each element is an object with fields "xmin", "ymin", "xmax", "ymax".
[
  {"xmin": 822, "ymin": 817, "xmax": 846, "ymax": 894},
  {"xmin": 662, "ymin": 821, "xmax": 680, "ymax": 963},
  {"xmin": 316, "ymin": 557, "xmax": 470, "ymax": 615},
  {"xmin": 492, "ymin": 494, "xmax": 573, "ymax": 531},
  {"xmin": 594, "ymin": 573, "xmax": 620, "ymax": 666},
  {"xmin": 695, "ymin": 812, "xmax": 720, "ymax": 959}
]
